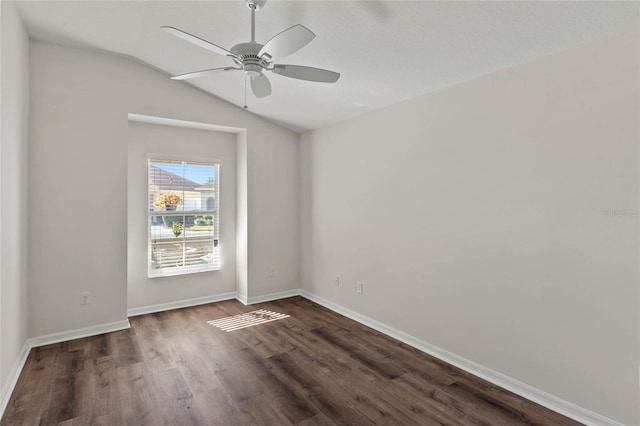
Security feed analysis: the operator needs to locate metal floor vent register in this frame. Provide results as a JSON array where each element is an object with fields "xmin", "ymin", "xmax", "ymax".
[{"xmin": 208, "ymin": 309, "xmax": 290, "ymax": 332}]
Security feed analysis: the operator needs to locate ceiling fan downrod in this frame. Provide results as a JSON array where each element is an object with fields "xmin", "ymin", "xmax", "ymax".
[
  {"xmin": 246, "ymin": 0, "xmax": 266, "ymax": 43},
  {"xmin": 248, "ymin": 1, "xmax": 256, "ymax": 42}
]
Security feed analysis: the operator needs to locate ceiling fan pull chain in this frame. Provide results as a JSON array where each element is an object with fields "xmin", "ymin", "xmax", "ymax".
[{"xmin": 243, "ymin": 74, "xmax": 249, "ymax": 109}]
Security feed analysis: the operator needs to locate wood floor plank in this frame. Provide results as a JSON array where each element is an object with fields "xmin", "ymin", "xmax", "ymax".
[
  {"xmin": 238, "ymin": 347, "xmax": 318, "ymax": 424},
  {"xmin": 37, "ymin": 378, "xmax": 75, "ymax": 425},
  {"xmin": 311, "ymin": 327, "xmax": 405, "ymax": 381},
  {"xmin": 87, "ymin": 356, "xmax": 117, "ymax": 420},
  {"xmin": 1, "ymin": 296, "xmax": 582, "ymax": 426},
  {"xmin": 295, "ymin": 413, "xmax": 336, "ymax": 426}
]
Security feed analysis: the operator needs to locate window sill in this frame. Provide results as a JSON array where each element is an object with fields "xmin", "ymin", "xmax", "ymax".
[{"xmin": 148, "ymin": 264, "xmax": 220, "ymax": 279}]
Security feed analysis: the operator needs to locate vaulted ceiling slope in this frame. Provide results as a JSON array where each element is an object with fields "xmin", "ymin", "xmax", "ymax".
[{"xmin": 15, "ymin": 1, "xmax": 640, "ymax": 133}]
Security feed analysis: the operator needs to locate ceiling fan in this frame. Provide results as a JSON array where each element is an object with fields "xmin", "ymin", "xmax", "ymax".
[{"xmin": 162, "ymin": 0, "xmax": 340, "ymax": 99}]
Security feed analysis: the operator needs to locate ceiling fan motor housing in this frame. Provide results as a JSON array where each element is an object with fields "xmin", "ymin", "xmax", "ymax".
[{"xmin": 230, "ymin": 42, "xmax": 270, "ymax": 75}]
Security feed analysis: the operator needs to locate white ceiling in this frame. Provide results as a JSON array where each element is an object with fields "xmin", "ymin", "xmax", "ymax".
[{"xmin": 15, "ymin": 0, "xmax": 640, "ymax": 133}]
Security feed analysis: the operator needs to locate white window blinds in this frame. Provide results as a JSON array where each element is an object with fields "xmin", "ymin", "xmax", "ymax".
[{"xmin": 148, "ymin": 157, "xmax": 220, "ymax": 277}]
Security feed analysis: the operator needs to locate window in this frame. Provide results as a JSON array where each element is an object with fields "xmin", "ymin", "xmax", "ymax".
[{"xmin": 148, "ymin": 156, "xmax": 220, "ymax": 277}]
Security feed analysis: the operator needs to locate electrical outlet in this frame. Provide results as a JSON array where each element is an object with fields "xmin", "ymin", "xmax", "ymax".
[
  {"xmin": 80, "ymin": 291, "xmax": 90, "ymax": 305},
  {"xmin": 356, "ymin": 281, "xmax": 363, "ymax": 294},
  {"xmin": 270, "ymin": 266, "xmax": 277, "ymax": 277},
  {"xmin": 334, "ymin": 276, "xmax": 340, "ymax": 287}
]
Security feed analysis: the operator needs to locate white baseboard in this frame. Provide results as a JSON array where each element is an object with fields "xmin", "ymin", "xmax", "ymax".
[
  {"xmin": 1, "ymin": 319, "xmax": 131, "ymax": 419},
  {"xmin": 244, "ymin": 289, "xmax": 300, "ymax": 305},
  {"xmin": 1, "ymin": 288, "xmax": 297, "ymax": 418},
  {"xmin": 0, "ymin": 341, "xmax": 31, "ymax": 418},
  {"xmin": 127, "ymin": 289, "xmax": 298, "ymax": 312},
  {"xmin": 127, "ymin": 292, "xmax": 237, "ymax": 317},
  {"xmin": 1, "ymin": 289, "xmax": 625, "ymax": 426},
  {"xmin": 236, "ymin": 293, "xmax": 248, "ymax": 305},
  {"xmin": 299, "ymin": 290, "xmax": 624, "ymax": 426},
  {"xmin": 28, "ymin": 319, "xmax": 131, "ymax": 348}
]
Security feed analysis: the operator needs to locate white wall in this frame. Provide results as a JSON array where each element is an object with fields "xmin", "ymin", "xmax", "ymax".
[
  {"xmin": 300, "ymin": 30, "xmax": 639, "ymax": 425},
  {"xmin": 0, "ymin": 0, "xmax": 29, "ymax": 398},
  {"xmin": 127, "ymin": 122, "xmax": 237, "ymax": 309},
  {"xmin": 236, "ymin": 131, "xmax": 249, "ymax": 301},
  {"xmin": 29, "ymin": 40, "xmax": 299, "ymax": 337},
  {"xmin": 246, "ymin": 125, "xmax": 300, "ymax": 299}
]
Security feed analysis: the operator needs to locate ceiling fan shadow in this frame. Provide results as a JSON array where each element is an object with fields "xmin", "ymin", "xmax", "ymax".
[{"xmin": 358, "ymin": 0, "xmax": 393, "ymax": 23}]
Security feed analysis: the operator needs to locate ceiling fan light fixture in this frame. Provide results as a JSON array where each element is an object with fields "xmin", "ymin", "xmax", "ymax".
[{"xmin": 244, "ymin": 64, "xmax": 262, "ymax": 77}]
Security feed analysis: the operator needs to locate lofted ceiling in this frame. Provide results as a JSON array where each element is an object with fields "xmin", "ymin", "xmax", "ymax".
[{"xmin": 14, "ymin": 0, "xmax": 640, "ymax": 133}]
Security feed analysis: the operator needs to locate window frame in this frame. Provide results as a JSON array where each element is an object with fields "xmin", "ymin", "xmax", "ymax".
[{"xmin": 146, "ymin": 153, "xmax": 221, "ymax": 278}]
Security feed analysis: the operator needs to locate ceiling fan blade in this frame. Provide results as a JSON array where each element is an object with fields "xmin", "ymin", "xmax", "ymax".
[
  {"xmin": 258, "ymin": 25, "xmax": 315, "ymax": 61},
  {"xmin": 161, "ymin": 26, "xmax": 237, "ymax": 58},
  {"xmin": 272, "ymin": 65, "xmax": 340, "ymax": 83},
  {"xmin": 171, "ymin": 67, "xmax": 237, "ymax": 80},
  {"xmin": 250, "ymin": 73, "xmax": 272, "ymax": 98}
]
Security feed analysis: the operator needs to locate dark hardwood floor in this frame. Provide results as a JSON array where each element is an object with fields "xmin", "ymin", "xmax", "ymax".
[{"xmin": 1, "ymin": 297, "xmax": 581, "ymax": 425}]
